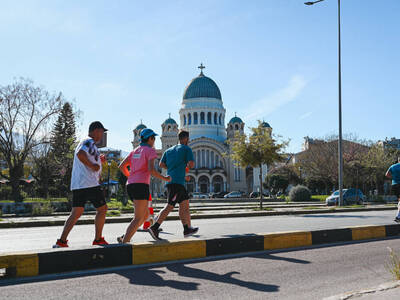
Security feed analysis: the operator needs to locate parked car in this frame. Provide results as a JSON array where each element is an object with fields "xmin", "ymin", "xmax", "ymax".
[
  {"xmin": 249, "ymin": 192, "xmax": 269, "ymax": 198},
  {"xmin": 192, "ymin": 192, "xmax": 208, "ymax": 199},
  {"xmin": 209, "ymin": 192, "xmax": 228, "ymax": 198},
  {"xmin": 224, "ymin": 191, "xmax": 242, "ymax": 198},
  {"xmin": 326, "ymin": 188, "xmax": 365, "ymax": 206}
]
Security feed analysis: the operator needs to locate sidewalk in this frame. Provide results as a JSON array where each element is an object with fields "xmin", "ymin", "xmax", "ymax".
[
  {"xmin": 0, "ymin": 204, "xmax": 396, "ymax": 229},
  {"xmin": 325, "ymin": 281, "xmax": 400, "ymax": 300}
]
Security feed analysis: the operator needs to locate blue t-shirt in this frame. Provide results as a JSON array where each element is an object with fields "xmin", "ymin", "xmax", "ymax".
[
  {"xmin": 389, "ymin": 163, "xmax": 400, "ymax": 185},
  {"xmin": 161, "ymin": 144, "xmax": 194, "ymax": 186}
]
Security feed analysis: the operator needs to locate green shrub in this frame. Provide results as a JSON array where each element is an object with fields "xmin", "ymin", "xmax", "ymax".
[
  {"xmin": 31, "ymin": 203, "xmax": 54, "ymax": 216},
  {"xmin": 289, "ymin": 185, "xmax": 311, "ymax": 202},
  {"xmin": 106, "ymin": 210, "xmax": 121, "ymax": 217},
  {"xmin": 0, "ymin": 186, "xmax": 12, "ymax": 200}
]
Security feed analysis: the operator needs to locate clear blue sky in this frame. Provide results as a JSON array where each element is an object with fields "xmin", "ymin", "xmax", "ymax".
[{"xmin": 1, "ymin": 0, "xmax": 399, "ymax": 153}]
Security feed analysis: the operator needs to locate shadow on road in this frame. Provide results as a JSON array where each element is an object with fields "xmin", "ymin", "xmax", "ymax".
[
  {"xmin": 117, "ymin": 268, "xmax": 200, "ymax": 291},
  {"xmin": 164, "ymin": 264, "xmax": 279, "ymax": 292}
]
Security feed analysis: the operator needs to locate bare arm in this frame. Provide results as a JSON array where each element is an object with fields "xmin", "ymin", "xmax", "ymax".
[
  {"xmin": 149, "ymin": 158, "xmax": 171, "ymax": 182},
  {"xmin": 119, "ymin": 155, "xmax": 131, "ymax": 178},
  {"xmin": 385, "ymin": 169, "xmax": 392, "ymax": 179},
  {"xmin": 159, "ymin": 161, "xmax": 167, "ymax": 169},
  {"xmin": 77, "ymin": 150, "xmax": 100, "ymax": 172},
  {"xmin": 187, "ymin": 160, "xmax": 195, "ymax": 170}
]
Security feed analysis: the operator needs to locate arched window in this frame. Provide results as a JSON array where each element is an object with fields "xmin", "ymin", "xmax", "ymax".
[
  {"xmin": 219, "ymin": 114, "xmax": 222, "ymax": 125},
  {"xmin": 183, "ymin": 115, "xmax": 186, "ymax": 125},
  {"xmin": 235, "ymin": 124, "xmax": 239, "ymax": 130},
  {"xmin": 207, "ymin": 112, "xmax": 212, "ymax": 124},
  {"xmin": 215, "ymin": 155, "xmax": 219, "ymax": 168},
  {"xmin": 200, "ymin": 112, "xmax": 205, "ymax": 124},
  {"xmin": 194, "ymin": 112, "xmax": 198, "ymax": 124},
  {"xmin": 188, "ymin": 113, "xmax": 192, "ymax": 125},
  {"xmin": 201, "ymin": 149, "xmax": 205, "ymax": 167},
  {"xmin": 211, "ymin": 151, "xmax": 215, "ymax": 168},
  {"xmin": 214, "ymin": 112, "xmax": 218, "ymax": 124},
  {"xmin": 197, "ymin": 150, "xmax": 200, "ymax": 168}
]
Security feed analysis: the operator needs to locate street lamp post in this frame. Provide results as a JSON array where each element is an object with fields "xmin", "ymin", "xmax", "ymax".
[{"xmin": 305, "ymin": 0, "xmax": 344, "ymax": 206}]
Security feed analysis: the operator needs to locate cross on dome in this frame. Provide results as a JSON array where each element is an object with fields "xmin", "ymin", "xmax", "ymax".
[{"xmin": 198, "ymin": 63, "xmax": 205, "ymax": 75}]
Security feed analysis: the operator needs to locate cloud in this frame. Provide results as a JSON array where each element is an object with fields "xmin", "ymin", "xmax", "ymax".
[
  {"xmin": 299, "ymin": 111, "xmax": 313, "ymax": 120},
  {"xmin": 244, "ymin": 75, "xmax": 308, "ymax": 120}
]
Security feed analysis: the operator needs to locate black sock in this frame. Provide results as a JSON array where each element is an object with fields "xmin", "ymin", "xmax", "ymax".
[
  {"xmin": 183, "ymin": 224, "xmax": 189, "ymax": 230},
  {"xmin": 152, "ymin": 222, "xmax": 160, "ymax": 230}
]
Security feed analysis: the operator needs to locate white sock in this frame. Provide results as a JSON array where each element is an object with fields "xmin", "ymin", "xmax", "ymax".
[{"xmin": 397, "ymin": 202, "xmax": 400, "ymax": 218}]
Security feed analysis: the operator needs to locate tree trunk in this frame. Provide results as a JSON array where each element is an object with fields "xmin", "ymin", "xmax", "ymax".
[
  {"xmin": 259, "ymin": 164, "xmax": 263, "ymax": 209},
  {"xmin": 9, "ymin": 164, "xmax": 23, "ymax": 202}
]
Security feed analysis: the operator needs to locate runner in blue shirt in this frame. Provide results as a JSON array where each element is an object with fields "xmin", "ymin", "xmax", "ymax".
[
  {"xmin": 385, "ymin": 157, "xmax": 400, "ymax": 223},
  {"xmin": 148, "ymin": 130, "xmax": 198, "ymax": 240}
]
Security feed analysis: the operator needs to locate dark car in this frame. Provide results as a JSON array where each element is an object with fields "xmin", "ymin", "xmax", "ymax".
[
  {"xmin": 210, "ymin": 192, "xmax": 228, "ymax": 198},
  {"xmin": 249, "ymin": 191, "xmax": 269, "ymax": 198},
  {"xmin": 326, "ymin": 188, "xmax": 365, "ymax": 206}
]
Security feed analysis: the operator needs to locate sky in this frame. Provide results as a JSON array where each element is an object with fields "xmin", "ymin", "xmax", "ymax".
[{"xmin": 0, "ymin": 0, "xmax": 399, "ymax": 153}]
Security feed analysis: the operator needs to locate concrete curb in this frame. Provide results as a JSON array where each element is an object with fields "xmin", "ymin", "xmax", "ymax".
[
  {"xmin": 1, "ymin": 223, "xmax": 400, "ymax": 279},
  {"xmin": 323, "ymin": 280, "xmax": 400, "ymax": 300},
  {"xmin": 0, "ymin": 206, "xmax": 396, "ymax": 229}
]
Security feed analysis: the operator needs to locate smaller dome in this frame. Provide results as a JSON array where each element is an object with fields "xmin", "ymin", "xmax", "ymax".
[
  {"xmin": 261, "ymin": 121, "xmax": 271, "ymax": 128},
  {"xmin": 163, "ymin": 118, "xmax": 177, "ymax": 125},
  {"xmin": 229, "ymin": 116, "xmax": 243, "ymax": 124},
  {"xmin": 135, "ymin": 123, "xmax": 146, "ymax": 130}
]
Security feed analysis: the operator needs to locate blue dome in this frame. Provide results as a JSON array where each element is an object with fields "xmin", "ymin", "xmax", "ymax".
[
  {"xmin": 261, "ymin": 121, "xmax": 271, "ymax": 128},
  {"xmin": 229, "ymin": 116, "xmax": 243, "ymax": 124},
  {"xmin": 135, "ymin": 124, "xmax": 146, "ymax": 130},
  {"xmin": 183, "ymin": 74, "xmax": 222, "ymax": 100},
  {"xmin": 163, "ymin": 118, "xmax": 177, "ymax": 125}
]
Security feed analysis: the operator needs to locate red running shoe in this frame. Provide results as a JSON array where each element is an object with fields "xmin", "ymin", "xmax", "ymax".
[
  {"xmin": 53, "ymin": 239, "xmax": 69, "ymax": 248},
  {"xmin": 92, "ymin": 237, "xmax": 109, "ymax": 246}
]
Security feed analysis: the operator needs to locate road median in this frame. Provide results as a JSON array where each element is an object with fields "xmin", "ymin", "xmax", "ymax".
[{"xmin": 1, "ymin": 223, "xmax": 399, "ymax": 279}]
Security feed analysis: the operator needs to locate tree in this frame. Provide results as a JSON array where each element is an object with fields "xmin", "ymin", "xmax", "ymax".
[
  {"xmin": 30, "ymin": 141, "xmax": 55, "ymax": 198},
  {"xmin": 228, "ymin": 121, "xmax": 288, "ymax": 209},
  {"xmin": 50, "ymin": 102, "xmax": 77, "ymax": 194},
  {"xmin": 267, "ymin": 173, "xmax": 289, "ymax": 195},
  {"xmin": 0, "ymin": 78, "xmax": 63, "ymax": 201}
]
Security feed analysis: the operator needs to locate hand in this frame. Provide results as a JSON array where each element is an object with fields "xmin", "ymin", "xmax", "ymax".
[
  {"xmin": 91, "ymin": 163, "xmax": 100, "ymax": 172},
  {"xmin": 100, "ymin": 154, "xmax": 106, "ymax": 164},
  {"xmin": 185, "ymin": 175, "xmax": 190, "ymax": 182},
  {"xmin": 164, "ymin": 175, "xmax": 172, "ymax": 182},
  {"xmin": 185, "ymin": 167, "xmax": 189, "ymax": 174}
]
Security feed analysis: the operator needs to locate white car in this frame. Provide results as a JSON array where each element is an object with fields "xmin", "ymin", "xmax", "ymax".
[{"xmin": 223, "ymin": 191, "xmax": 242, "ymax": 198}]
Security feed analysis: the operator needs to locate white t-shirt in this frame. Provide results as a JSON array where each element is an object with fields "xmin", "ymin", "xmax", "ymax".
[{"xmin": 70, "ymin": 137, "xmax": 102, "ymax": 191}]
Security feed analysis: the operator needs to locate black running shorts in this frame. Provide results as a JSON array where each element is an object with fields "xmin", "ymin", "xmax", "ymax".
[
  {"xmin": 392, "ymin": 184, "xmax": 400, "ymax": 198},
  {"xmin": 167, "ymin": 183, "xmax": 189, "ymax": 207},
  {"xmin": 127, "ymin": 183, "xmax": 150, "ymax": 200},
  {"xmin": 72, "ymin": 186, "xmax": 106, "ymax": 208}
]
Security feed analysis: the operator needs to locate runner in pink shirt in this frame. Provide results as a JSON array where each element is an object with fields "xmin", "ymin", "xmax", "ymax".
[{"xmin": 118, "ymin": 128, "xmax": 170, "ymax": 243}]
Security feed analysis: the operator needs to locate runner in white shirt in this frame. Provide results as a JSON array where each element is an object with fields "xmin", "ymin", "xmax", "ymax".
[{"xmin": 53, "ymin": 121, "xmax": 109, "ymax": 248}]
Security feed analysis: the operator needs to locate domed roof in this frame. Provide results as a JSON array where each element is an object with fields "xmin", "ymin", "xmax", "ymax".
[
  {"xmin": 163, "ymin": 117, "xmax": 177, "ymax": 125},
  {"xmin": 229, "ymin": 116, "xmax": 243, "ymax": 124},
  {"xmin": 261, "ymin": 121, "xmax": 271, "ymax": 128},
  {"xmin": 183, "ymin": 65, "xmax": 222, "ymax": 100},
  {"xmin": 135, "ymin": 123, "xmax": 146, "ymax": 130}
]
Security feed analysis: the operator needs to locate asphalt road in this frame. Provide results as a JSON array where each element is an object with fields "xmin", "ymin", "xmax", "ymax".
[
  {"xmin": 1, "ymin": 238, "xmax": 399, "ymax": 299},
  {"xmin": 0, "ymin": 210, "xmax": 398, "ymax": 253}
]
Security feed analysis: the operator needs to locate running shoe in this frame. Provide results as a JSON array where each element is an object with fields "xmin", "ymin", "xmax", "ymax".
[
  {"xmin": 117, "ymin": 235, "xmax": 125, "ymax": 244},
  {"xmin": 92, "ymin": 237, "xmax": 109, "ymax": 246},
  {"xmin": 394, "ymin": 217, "xmax": 400, "ymax": 223},
  {"xmin": 184, "ymin": 227, "xmax": 199, "ymax": 238},
  {"xmin": 148, "ymin": 226, "xmax": 162, "ymax": 241},
  {"xmin": 53, "ymin": 239, "xmax": 69, "ymax": 248}
]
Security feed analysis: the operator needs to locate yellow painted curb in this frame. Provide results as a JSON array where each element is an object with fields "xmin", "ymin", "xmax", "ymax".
[
  {"xmin": 263, "ymin": 231, "xmax": 312, "ymax": 250},
  {"xmin": 351, "ymin": 225, "xmax": 386, "ymax": 241},
  {"xmin": 132, "ymin": 239, "xmax": 206, "ymax": 265},
  {"xmin": 0, "ymin": 253, "xmax": 39, "ymax": 277}
]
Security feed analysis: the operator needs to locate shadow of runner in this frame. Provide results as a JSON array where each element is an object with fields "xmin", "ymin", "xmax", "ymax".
[
  {"xmin": 117, "ymin": 268, "xmax": 200, "ymax": 291},
  {"xmin": 166, "ymin": 264, "xmax": 279, "ymax": 292}
]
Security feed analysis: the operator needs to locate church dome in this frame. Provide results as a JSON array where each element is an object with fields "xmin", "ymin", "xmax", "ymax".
[
  {"xmin": 261, "ymin": 121, "xmax": 271, "ymax": 128},
  {"xmin": 135, "ymin": 123, "xmax": 146, "ymax": 130},
  {"xmin": 229, "ymin": 116, "xmax": 243, "ymax": 124},
  {"xmin": 183, "ymin": 65, "xmax": 222, "ymax": 100},
  {"xmin": 163, "ymin": 117, "xmax": 177, "ymax": 125}
]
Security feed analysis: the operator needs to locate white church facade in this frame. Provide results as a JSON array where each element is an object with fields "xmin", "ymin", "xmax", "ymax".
[{"xmin": 132, "ymin": 64, "xmax": 271, "ymax": 196}]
